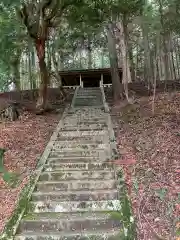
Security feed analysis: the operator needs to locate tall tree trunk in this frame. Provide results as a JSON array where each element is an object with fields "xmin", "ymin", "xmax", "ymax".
[
  {"xmin": 28, "ymin": 40, "xmax": 33, "ymax": 90},
  {"xmin": 158, "ymin": 0, "xmax": 171, "ymax": 81},
  {"xmin": 11, "ymin": 60, "xmax": 21, "ymax": 90},
  {"xmin": 175, "ymin": 37, "xmax": 180, "ymax": 78},
  {"xmin": 128, "ymin": 45, "xmax": 135, "ymax": 81},
  {"xmin": 87, "ymin": 36, "xmax": 92, "ymax": 69},
  {"xmin": 141, "ymin": 20, "xmax": 152, "ymax": 88},
  {"xmin": 122, "ymin": 14, "xmax": 135, "ymax": 81},
  {"xmin": 106, "ymin": 24, "xmax": 123, "ymax": 101},
  {"xmin": 116, "ymin": 20, "xmax": 132, "ymax": 102},
  {"xmin": 10, "ymin": 49, "xmax": 21, "ymax": 90},
  {"xmin": 35, "ymin": 38, "xmax": 49, "ymax": 111}
]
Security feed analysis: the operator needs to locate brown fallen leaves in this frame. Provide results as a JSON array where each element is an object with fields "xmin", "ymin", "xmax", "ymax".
[
  {"xmin": 110, "ymin": 92, "xmax": 180, "ymax": 240},
  {"xmin": 0, "ymin": 110, "xmax": 61, "ymax": 233}
]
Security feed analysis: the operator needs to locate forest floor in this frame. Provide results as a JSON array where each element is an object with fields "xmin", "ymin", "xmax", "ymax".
[
  {"xmin": 0, "ymin": 107, "xmax": 64, "ymax": 233},
  {"xmin": 110, "ymin": 92, "xmax": 180, "ymax": 240}
]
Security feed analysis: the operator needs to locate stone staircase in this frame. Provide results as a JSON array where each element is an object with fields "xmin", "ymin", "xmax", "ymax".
[
  {"xmin": 15, "ymin": 87, "xmax": 122, "ymax": 240},
  {"xmin": 72, "ymin": 87, "xmax": 104, "ymax": 108}
]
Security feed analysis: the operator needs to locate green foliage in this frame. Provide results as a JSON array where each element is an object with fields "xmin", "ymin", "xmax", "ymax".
[
  {"xmin": 0, "ymin": 1, "xmax": 25, "ymax": 90},
  {"xmin": 107, "ymin": 170, "xmax": 137, "ymax": 240}
]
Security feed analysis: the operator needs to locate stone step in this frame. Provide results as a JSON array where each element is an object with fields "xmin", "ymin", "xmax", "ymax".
[
  {"xmin": 36, "ymin": 179, "xmax": 117, "ymax": 192},
  {"xmin": 75, "ymin": 96, "xmax": 102, "ymax": 99},
  {"xmin": 75, "ymin": 93, "xmax": 102, "ymax": 96},
  {"xmin": 63, "ymin": 115, "xmax": 107, "ymax": 119},
  {"xmin": 58, "ymin": 130, "xmax": 108, "ymax": 137},
  {"xmin": 55, "ymin": 135, "xmax": 109, "ymax": 142},
  {"xmin": 23, "ymin": 212, "xmax": 117, "ymax": 220},
  {"xmin": 64, "ymin": 112, "xmax": 106, "ymax": 117},
  {"xmin": 76, "ymin": 92, "xmax": 102, "ymax": 95},
  {"xmin": 52, "ymin": 139, "xmax": 105, "ymax": 145},
  {"xmin": 31, "ymin": 200, "xmax": 121, "ymax": 213},
  {"xmin": 62, "ymin": 122, "xmax": 107, "ymax": 127},
  {"xmin": 74, "ymin": 102, "xmax": 103, "ymax": 105},
  {"xmin": 60, "ymin": 124, "xmax": 108, "ymax": 131},
  {"xmin": 76, "ymin": 90, "xmax": 102, "ymax": 94},
  {"xmin": 73, "ymin": 104, "xmax": 103, "ymax": 108},
  {"xmin": 63, "ymin": 118, "xmax": 107, "ymax": 122},
  {"xmin": 32, "ymin": 189, "xmax": 118, "ymax": 202},
  {"xmin": 15, "ymin": 230, "xmax": 120, "ymax": 240},
  {"xmin": 59, "ymin": 127, "xmax": 107, "ymax": 132},
  {"xmin": 75, "ymin": 97, "xmax": 102, "ymax": 101},
  {"xmin": 52, "ymin": 143, "xmax": 109, "ymax": 151},
  {"xmin": 76, "ymin": 91, "xmax": 102, "ymax": 93},
  {"xmin": 62, "ymin": 120, "xmax": 107, "ymax": 124},
  {"xmin": 77, "ymin": 93, "xmax": 102, "ymax": 95},
  {"xmin": 46, "ymin": 156, "xmax": 108, "ymax": 164},
  {"xmin": 48, "ymin": 149, "xmax": 110, "ymax": 159},
  {"xmin": 39, "ymin": 170, "xmax": 115, "ymax": 181},
  {"xmin": 43, "ymin": 162, "xmax": 114, "ymax": 171},
  {"xmin": 18, "ymin": 212, "xmax": 121, "ymax": 233}
]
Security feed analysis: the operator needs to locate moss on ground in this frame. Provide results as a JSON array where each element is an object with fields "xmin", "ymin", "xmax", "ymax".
[
  {"xmin": 0, "ymin": 176, "xmax": 35, "ymax": 240},
  {"xmin": 108, "ymin": 169, "xmax": 136, "ymax": 240}
]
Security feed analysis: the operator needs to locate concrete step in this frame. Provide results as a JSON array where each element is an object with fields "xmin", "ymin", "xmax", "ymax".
[
  {"xmin": 32, "ymin": 189, "xmax": 118, "ymax": 202},
  {"xmin": 73, "ymin": 100, "xmax": 103, "ymax": 105},
  {"xmin": 52, "ymin": 143, "xmax": 109, "ymax": 151},
  {"xmin": 39, "ymin": 170, "xmax": 115, "ymax": 181},
  {"xmin": 64, "ymin": 112, "xmax": 106, "ymax": 117},
  {"xmin": 63, "ymin": 115, "xmax": 107, "ymax": 120},
  {"xmin": 58, "ymin": 129, "xmax": 108, "ymax": 137},
  {"xmin": 36, "ymin": 179, "xmax": 117, "ymax": 192},
  {"xmin": 18, "ymin": 212, "xmax": 121, "ymax": 233},
  {"xmin": 48, "ymin": 149, "xmax": 110, "ymax": 159},
  {"xmin": 43, "ymin": 162, "xmax": 114, "ymax": 171},
  {"xmin": 60, "ymin": 124, "xmax": 108, "ymax": 131},
  {"xmin": 76, "ymin": 93, "xmax": 102, "ymax": 96},
  {"xmin": 75, "ymin": 96, "xmax": 102, "ymax": 100},
  {"xmin": 31, "ymin": 200, "xmax": 121, "ymax": 213},
  {"xmin": 62, "ymin": 120, "xmax": 107, "ymax": 125},
  {"xmin": 46, "ymin": 157, "xmax": 108, "ymax": 164},
  {"xmin": 55, "ymin": 135, "xmax": 110, "ymax": 142},
  {"xmin": 52, "ymin": 139, "xmax": 105, "ymax": 145},
  {"xmin": 15, "ymin": 230, "xmax": 120, "ymax": 240},
  {"xmin": 62, "ymin": 122, "xmax": 108, "ymax": 127}
]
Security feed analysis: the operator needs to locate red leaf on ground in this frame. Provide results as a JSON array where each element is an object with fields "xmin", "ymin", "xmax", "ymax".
[{"xmin": 0, "ymin": 109, "xmax": 62, "ymax": 233}]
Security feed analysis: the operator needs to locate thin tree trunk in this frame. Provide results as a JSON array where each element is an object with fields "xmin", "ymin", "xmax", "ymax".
[
  {"xmin": 87, "ymin": 36, "xmax": 92, "ymax": 69},
  {"xmin": 106, "ymin": 24, "xmax": 123, "ymax": 101},
  {"xmin": 116, "ymin": 20, "xmax": 132, "ymax": 102},
  {"xmin": 28, "ymin": 40, "xmax": 33, "ymax": 90},
  {"xmin": 175, "ymin": 37, "xmax": 180, "ymax": 78},
  {"xmin": 10, "ymin": 49, "xmax": 21, "ymax": 90},
  {"xmin": 122, "ymin": 14, "xmax": 135, "ymax": 81},
  {"xmin": 11, "ymin": 60, "xmax": 21, "ymax": 90},
  {"xmin": 158, "ymin": 0, "xmax": 171, "ymax": 81},
  {"xmin": 141, "ymin": 20, "xmax": 152, "ymax": 88}
]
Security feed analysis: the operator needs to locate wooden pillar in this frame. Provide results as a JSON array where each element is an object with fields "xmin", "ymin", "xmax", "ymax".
[
  {"xmin": 100, "ymin": 73, "xmax": 103, "ymax": 87},
  {"xmin": 80, "ymin": 74, "xmax": 83, "ymax": 88}
]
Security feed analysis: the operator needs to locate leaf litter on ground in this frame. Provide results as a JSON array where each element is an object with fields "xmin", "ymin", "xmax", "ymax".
[
  {"xmin": 0, "ymin": 109, "xmax": 62, "ymax": 233},
  {"xmin": 109, "ymin": 91, "xmax": 180, "ymax": 240}
]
